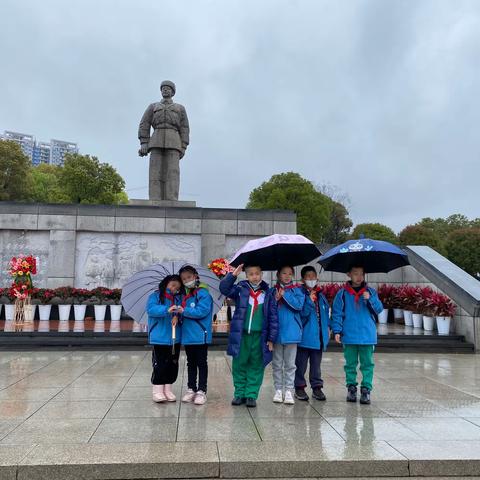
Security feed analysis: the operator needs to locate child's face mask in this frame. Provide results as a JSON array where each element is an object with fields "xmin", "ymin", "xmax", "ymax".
[
  {"xmin": 184, "ymin": 280, "xmax": 196, "ymax": 289},
  {"xmin": 305, "ymin": 280, "xmax": 317, "ymax": 289}
]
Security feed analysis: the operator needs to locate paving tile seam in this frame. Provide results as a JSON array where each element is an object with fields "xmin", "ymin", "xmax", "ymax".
[
  {"xmin": 86, "ymin": 350, "xmax": 148, "ymax": 443},
  {"xmin": 175, "ymin": 354, "xmax": 187, "ymax": 441}
]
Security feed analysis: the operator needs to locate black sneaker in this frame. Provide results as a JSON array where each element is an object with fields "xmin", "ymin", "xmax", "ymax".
[
  {"xmin": 360, "ymin": 387, "xmax": 371, "ymax": 405},
  {"xmin": 346, "ymin": 385, "xmax": 357, "ymax": 403},
  {"xmin": 231, "ymin": 397, "xmax": 246, "ymax": 406},
  {"xmin": 294, "ymin": 388, "xmax": 309, "ymax": 401},
  {"xmin": 246, "ymin": 398, "xmax": 257, "ymax": 408},
  {"xmin": 312, "ymin": 386, "xmax": 326, "ymax": 401}
]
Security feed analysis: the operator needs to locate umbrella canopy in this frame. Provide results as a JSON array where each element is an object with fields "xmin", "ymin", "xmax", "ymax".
[
  {"xmin": 121, "ymin": 261, "xmax": 224, "ymax": 325},
  {"xmin": 318, "ymin": 238, "xmax": 410, "ymax": 273},
  {"xmin": 230, "ymin": 234, "xmax": 321, "ymax": 271}
]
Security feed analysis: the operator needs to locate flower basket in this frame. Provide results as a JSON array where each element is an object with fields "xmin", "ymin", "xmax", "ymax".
[{"xmin": 8, "ymin": 255, "xmax": 37, "ymax": 332}]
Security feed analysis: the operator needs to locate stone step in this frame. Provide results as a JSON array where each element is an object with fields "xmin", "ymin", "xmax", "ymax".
[{"xmin": 2, "ymin": 441, "xmax": 480, "ymax": 479}]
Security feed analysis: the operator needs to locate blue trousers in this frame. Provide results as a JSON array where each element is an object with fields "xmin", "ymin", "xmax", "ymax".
[{"xmin": 294, "ymin": 346, "xmax": 323, "ymax": 389}]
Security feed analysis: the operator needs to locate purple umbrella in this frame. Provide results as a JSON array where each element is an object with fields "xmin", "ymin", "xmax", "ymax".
[{"xmin": 230, "ymin": 234, "xmax": 321, "ymax": 271}]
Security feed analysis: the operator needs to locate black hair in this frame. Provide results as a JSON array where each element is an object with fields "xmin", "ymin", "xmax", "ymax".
[
  {"xmin": 300, "ymin": 266, "xmax": 317, "ymax": 278},
  {"xmin": 158, "ymin": 275, "xmax": 184, "ymax": 303},
  {"xmin": 276, "ymin": 265, "xmax": 295, "ymax": 276},
  {"xmin": 348, "ymin": 264, "xmax": 365, "ymax": 273},
  {"xmin": 178, "ymin": 265, "xmax": 199, "ymax": 277},
  {"xmin": 243, "ymin": 264, "xmax": 261, "ymax": 271}
]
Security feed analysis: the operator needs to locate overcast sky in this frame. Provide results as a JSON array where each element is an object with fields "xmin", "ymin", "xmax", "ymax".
[{"xmin": 1, "ymin": 0, "xmax": 478, "ymax": 231}]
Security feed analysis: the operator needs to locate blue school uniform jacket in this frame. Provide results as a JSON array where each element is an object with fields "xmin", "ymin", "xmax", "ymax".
[
  {"xmin": 219, "ymin": 273, "xmax": 279, "ymax": 367},
  {"xmin": 330, "ymin": 284, "xmax": 383, "ymax": 345},
  {"xmin": 272, "ymin": 283, "xmax": 305, "ymax": 345},
  {"xmin": 146, "ymin": 290, "xmax": 182, "ymax": 345},
  {"xmin": 180, "ymin": 286, "xmax": 214, "ymax": 345},
  {"xmin": 299, "ymin": 286, "xmax": 330, "ymax": 351}
]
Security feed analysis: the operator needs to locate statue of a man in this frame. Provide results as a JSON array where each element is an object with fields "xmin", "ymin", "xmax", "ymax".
[{"xmin": 138, "ymin": 80, "xmax": 190, "ymax": 201}]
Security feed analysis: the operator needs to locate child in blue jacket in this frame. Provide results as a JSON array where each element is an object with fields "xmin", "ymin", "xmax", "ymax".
[
  {"xmin": 294, "ymin": 266, "xmax": 330, "ymax": 402},
  {"xmin": 146, "ymin": 274, "xmax": 184, "ymax": 403},
  {"xmin": 331, "ymin": 265, "xmax": 383, "ymax": 404},
  {"xmin": 220, "ymin": 263, "xmax": 278, "ymax": 408},
  {"xmin": 271, "ymin": 265, "xmax": 305, "ymax": 405},
  {"xmin": 178, "ymin": 265, "xmax": 213, "ymax": 406}
]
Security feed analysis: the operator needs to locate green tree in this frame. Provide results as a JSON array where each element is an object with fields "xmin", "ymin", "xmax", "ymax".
[
  {"xmin": 31, "ymin": 163, "xmax": 70, "ymax": 203},
  {"xmin": 398, "ymin": 225, "xmax": 444, "ymax": 253},
  {"xmin": 444, "ymin": 229, "xmax": 480, "ymax": 279},
  {"xmin": 324, "ymin": 201, "xmax": 353, "ymax": 244},
  {"xmin": 0, "ymin": 140, "xmax": 33, "ymax": 201},
  {"xmin": 246, "ymin": 172, "xmax": 332, "ymax": 243},
  {"xmin": 60, "ymin": 153, "xmax": 127, "ymax": 204},
  {"xmin": 350, "ymin": 223, "xmax": 397, "ymax": 243}
]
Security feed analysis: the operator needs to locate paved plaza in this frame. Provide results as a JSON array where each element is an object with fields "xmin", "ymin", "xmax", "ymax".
[{"xmin": 1, "ymin": 349, "xmax": 480, "ymax": 479}]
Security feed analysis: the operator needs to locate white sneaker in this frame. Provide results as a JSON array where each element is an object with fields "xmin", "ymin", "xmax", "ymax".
[
  {"xmin": 273, "ymin": 389, "xmax": 283, "ymax": 403},
  {"xmin": 194, "ymin": 390, "xmax": 207, "ymax": 405},
  {"xmin": 284, "ymin": 390, "xmax": 295, "ymax": 405},
  {"xmin": 182, "ymin": 388, "xmax": 196, "ymax": 403},
  {"xmin": 152, "ymin": 385, "xmax": 166, "ymax": 403}
]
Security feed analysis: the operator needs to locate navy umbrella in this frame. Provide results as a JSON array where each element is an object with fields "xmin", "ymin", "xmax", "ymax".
[{"xmin": 318, "ymin": 238, "xmax": 409, "ymax": 273}]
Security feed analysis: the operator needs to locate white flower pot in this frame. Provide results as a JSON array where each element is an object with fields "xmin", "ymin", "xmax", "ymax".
[
  {"xmin": 5, "ymin": 304, "xmax": 15, "ymax": 321},
  {"xmin": 412, "ymin": 313, "xmax": 423, "ymax": 328},
  {"xmin": 436, "ymin": 316, "xmax": 451, "ymax": 335},
  {"xmin": 393, "ymin": 308, "xmax": 404, "ymax": 321},
  {"xmin": 58, "ymin": 304, "xmax": 71, "ymax": 332},
  {"xmin": 132, "ymin": 321, "xmax": 142, "ymax": 332},
  {"xmin": 21, "ymin": 304, "xmax": 36, "ymax": 332},
  {"xmin": 58, "ymin": 304, "xmax": 71, "ymax": 321},
  {"xmin": 73, "ymin": 305, "xmax": 87, "ymax": 333},
  {"xmin": 94, "ymin": 305, "xmax": 107, "ymax": 332},
  {"xmin": 403, "ymin": 310, "xmax": 413, "ymax": 327},
  {"xmin": 378, "ymin": 309, "xmax": 388, "ymax": 324},
  {"xmin": 423, "ymin": 315, "xmax": 435, "ymax": 331},
  {"xmin": 39, "ymin": 305, "xmax": 51, "ymax": 321},
  {"xmin": 109, "ymin": 305, "xmax": 122, "ymax": 333}
]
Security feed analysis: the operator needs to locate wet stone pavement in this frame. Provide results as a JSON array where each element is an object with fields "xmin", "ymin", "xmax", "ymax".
[{"xmin": 1, "ymin": 349, "xmax": 480, "ymax": 479}]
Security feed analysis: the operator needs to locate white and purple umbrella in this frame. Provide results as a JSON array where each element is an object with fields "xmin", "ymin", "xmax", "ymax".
[{"xmin": 230, "ymin": 234, "xmax": 321, "ymax": 271}]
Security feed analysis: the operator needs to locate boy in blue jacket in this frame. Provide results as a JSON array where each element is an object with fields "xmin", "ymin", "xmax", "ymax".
[
  {"xmin": 146, "ymin": 274, "xmax": 184, "ymax": 403},
  {"xmin": 177, "ymin": 265, "xmax": 213, "ymax": 406},
  {"xmin": 331, "ymin": 265, "xmax": 383, "ymax": 404},
  {"xmin": 220, "ymin": 263, "xmax": 278, "ymax": 408},
  {"xmin": 294, "ymin": 266, "xmax": 330, "ymax": 402},
  {"xmin": 271, "ymin": 265, "xmax": 305, "ymax": 405}
]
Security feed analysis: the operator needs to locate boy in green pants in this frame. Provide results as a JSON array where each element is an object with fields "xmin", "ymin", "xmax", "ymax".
[
  {"xmin": 330, "ymin": 265, "xmax": 383, "ymax": 404},
  {"xmin": 220, "ymin": 264, "xmax": 278, "ymax": 407}
]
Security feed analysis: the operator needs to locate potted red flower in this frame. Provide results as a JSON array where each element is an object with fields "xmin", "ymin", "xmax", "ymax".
[
  {"xmin": 430, "ymin": 292, "xmax": 456, "ymax": 335},
  {"xmin": 377, "ymin": 284, "xmax": 395, "ymax": 324}
]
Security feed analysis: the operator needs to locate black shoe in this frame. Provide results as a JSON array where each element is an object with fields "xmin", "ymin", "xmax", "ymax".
[
  {"xmin": 312, "ymin": 386, "xmax": 326, "ymax": 401},
  {"xmin": 360, "ymin": 387, "xmax": 371, "ymax": 405},
  {"xmin": 346, "ymin": 385, "xmax": 357, "ymax": 402},
  {"xmin": 246, "ymin": 398, "xmax": 257, "ymax": 408},
  {"xmin": 231, "ymin": 397, "xmax": 246, "ymax": 406},
  {"xmin": 294, "ymin": 388, "xmax": 309, "ymax": 401}
]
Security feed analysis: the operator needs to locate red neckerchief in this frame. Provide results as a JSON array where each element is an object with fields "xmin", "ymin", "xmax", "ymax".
[
  {"xmin": 164, "ymin": 292, "xmax": 174, "ymax": 303},
  {"xmin": 344, "ymin": 282, "xmax": 367, "ymax": 303},
  {"xmin": 249, "ymin": 288, "xmax": 264, "ymax": 315},
  {"xmin": 181, "ymin": 288, "xmax": 198, "ymax": 308},
  {"xmin": 275, "ymin": 283, "xmax": 299, "ymax": 305},
  {"xmin": 305, "ymin": 285, "xmax": 322, "ymax": 316}
]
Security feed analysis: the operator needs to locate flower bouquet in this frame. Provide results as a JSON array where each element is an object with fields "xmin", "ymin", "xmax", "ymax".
[
  {"xmin": 8, "ymin": 255, "xmax": 37, "ymax": 331},
  {"xmin": 208, "ymin": 258, "xmax": 234, "ymax": 278}
]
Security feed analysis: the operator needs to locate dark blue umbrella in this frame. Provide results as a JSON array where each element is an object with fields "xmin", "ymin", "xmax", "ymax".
[{"xmin": 318, "ymin": 238, "xmax": 409, "ymax": 273}]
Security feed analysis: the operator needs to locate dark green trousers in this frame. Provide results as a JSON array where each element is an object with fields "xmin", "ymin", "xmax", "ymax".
[
  {"xmin": 232, "ymin": 332, "xmax": 265, "ymax": 399},
  {"xmin": 343, "ymin": 344, "xmax": 375, "ymax": 391}
]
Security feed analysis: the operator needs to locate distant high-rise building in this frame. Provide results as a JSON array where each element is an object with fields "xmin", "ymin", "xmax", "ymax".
[
  {"xmin": 32, "ymin": 141, "xmax": 51, "ymax": 166},
  {"xmin": 1, "ymin": 130, "xmax": 79, "ymax": 166},
  {"xmin": 50, "ymin": 139, "xmax": 78, "ymax": 166},
  {"xmin": 1, "ymin": 131, "xmax": 35, "ymax": 160}
]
